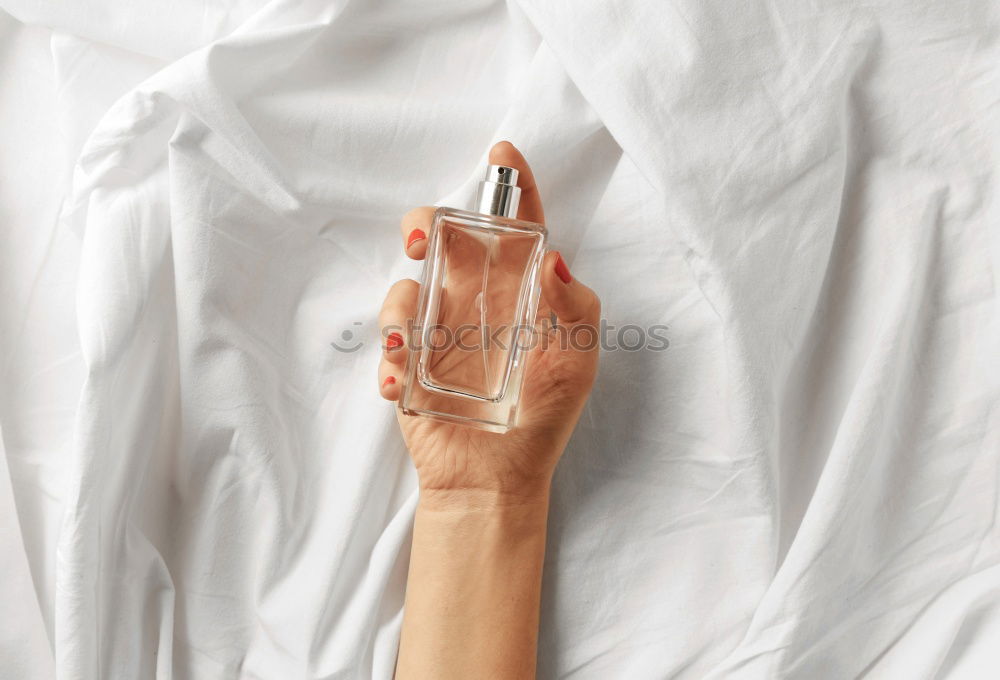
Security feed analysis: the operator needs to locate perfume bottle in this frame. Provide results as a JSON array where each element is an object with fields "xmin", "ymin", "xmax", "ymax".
[{"xmin": 399, "ymin": 164, "xmax": 547, "ymax": 433}]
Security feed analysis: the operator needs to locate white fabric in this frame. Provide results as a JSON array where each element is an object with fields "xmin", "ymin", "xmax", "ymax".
[{"xmin": 1, "ymin": 0, "xmax": 998, "ymax": 678}]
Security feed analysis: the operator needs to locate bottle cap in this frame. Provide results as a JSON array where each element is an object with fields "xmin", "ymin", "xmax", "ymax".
[{"xmin": 474, "ymin": 165, "xmax": 521, "ymax": 218}]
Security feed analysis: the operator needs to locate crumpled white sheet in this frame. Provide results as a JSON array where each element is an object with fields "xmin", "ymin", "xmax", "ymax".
[{"xmin": 1, "ymin": 0, "xmax": 999, "ymax": 678}]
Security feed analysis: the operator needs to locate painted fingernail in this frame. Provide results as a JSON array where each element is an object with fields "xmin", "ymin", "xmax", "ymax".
[
  {"xmin": 382, "ymin": 376, "xmax": 396, "ymax": 388},
  {"xmin": 386, "ymin": 332, "xmax": 403, "ymax": 350},
  {"xmin": 554, "ymin": 253, "xmax": 572, "ymax": 284},
  {"xmin": 406, "ymin": 229, "xmax": 427, "ymax": 249}
]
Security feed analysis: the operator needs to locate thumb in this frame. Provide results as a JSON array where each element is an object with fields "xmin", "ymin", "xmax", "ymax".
[
  {"xmin": 488, "ymin": 141, "xmax": 544, "ymax": 225},
  {"xmin": 541, "ymin": 251, "xmax": 600, "ymax": 327}
]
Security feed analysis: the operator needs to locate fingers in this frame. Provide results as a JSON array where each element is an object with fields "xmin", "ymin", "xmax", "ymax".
[
  {"xmin": 379, "ymin": 360, "xmax": 401, "ymax": 400},
  {"xmin": 400, "ymin": 206, "xmax": 434, "ymax": 260},
  {"xmin": 541, "ymin": 251, "xmax": 600, "ymax": 327},
  {"xmin": 379, "ymin": 356, "xmax": 403, "ymax": 401},
  {"xmin": 488, "ymin": 141, "xmax": 544, "ymax": 225},
  {"xmin": 379, "ymin": 278, "xmax": 418, "ymax": 365},
  {"xmin": 378, "ymin": 278, "xmax": 419, "ymax": 400}
]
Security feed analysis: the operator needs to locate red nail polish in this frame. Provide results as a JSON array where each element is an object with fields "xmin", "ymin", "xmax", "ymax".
[
  {"xmin": 406, "ymin": 229, "xmax": 427, "ymax": 249},
  {"xmin": 386, "ymin": 332, "xmax": 403, "ymax": 350},
  {"xmin": 382, "ymin": 376, "xmax": 396, "ymax": 388},
  {"xmin": 554, "ymin": 253, "xmax": 572, "ymax": 284}
]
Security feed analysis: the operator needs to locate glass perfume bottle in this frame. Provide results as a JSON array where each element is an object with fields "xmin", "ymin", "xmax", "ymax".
[{"xmin": 399, "ymin": 164, "xmax": 547, "ymax": 433}]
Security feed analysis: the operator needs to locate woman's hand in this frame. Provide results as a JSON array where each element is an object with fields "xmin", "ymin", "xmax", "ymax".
[
  {"xmin": 377, "ymin": 141, "xmax": 600, "ymax": 507},
  {"xmin": 383, "ymin": 142, "xmax": 599, "ymax": 679}
]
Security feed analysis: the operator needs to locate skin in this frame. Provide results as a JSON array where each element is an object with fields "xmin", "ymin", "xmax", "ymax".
[{"xmin": 378, "ymin": 141, "xmax": 601, "ymax": 679}]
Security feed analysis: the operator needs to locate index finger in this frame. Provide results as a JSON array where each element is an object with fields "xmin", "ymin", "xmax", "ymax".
[{"xmin": 400, "ymin": 206, "xmax": 435, "ymax": 260}]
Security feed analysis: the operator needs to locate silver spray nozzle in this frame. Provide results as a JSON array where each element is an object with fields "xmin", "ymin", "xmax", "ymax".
[{"xmin": 474, "ymin": 164, "xmax": 521, "ymax": 218}]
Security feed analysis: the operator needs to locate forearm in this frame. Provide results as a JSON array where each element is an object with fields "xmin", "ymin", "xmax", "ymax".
[{"xmin": 395, "ymin": 489, "xmax": 551, "ymax": 680}]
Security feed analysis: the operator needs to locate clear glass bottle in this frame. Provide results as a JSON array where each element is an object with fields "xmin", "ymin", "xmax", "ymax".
[{"xmin": 399, "ymin": 164, "xmax": 547, "ymax": 433}]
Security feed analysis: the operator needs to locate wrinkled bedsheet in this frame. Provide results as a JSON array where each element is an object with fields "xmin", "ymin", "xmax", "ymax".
[{"xmin": 1, "ymin": 1, "xmax": 998, "ymax": 678}]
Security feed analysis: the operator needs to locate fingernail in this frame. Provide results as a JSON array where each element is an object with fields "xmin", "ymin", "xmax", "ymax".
[
  {"xmin": 406, "ymin": 229, "xmax": 426, "ymax": 249},
  {"xmin": 386, "ymin": 332, "xmax": 403, "ymax": 350},
  {"xmin": 554, "ymin": 252, "xmax": 572, "ymax": 284},
  {"xmin": 382, "ymin": 376, "xmax": 396, "ymax": 388}
]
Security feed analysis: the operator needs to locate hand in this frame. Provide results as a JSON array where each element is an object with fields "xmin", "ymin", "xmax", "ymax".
[{"xmin": 377, "ymin": 142, "xmax": 600, "ymax": 504}]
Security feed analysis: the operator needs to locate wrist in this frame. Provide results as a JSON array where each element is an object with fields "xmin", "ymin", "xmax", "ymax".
[
  {"xmin": 413, "ymin": 487, "xmax": 551, "ymax": 556},
  {"xmin": 416, "ymin": 482, "xmax": 552, "ymax": 515}
]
